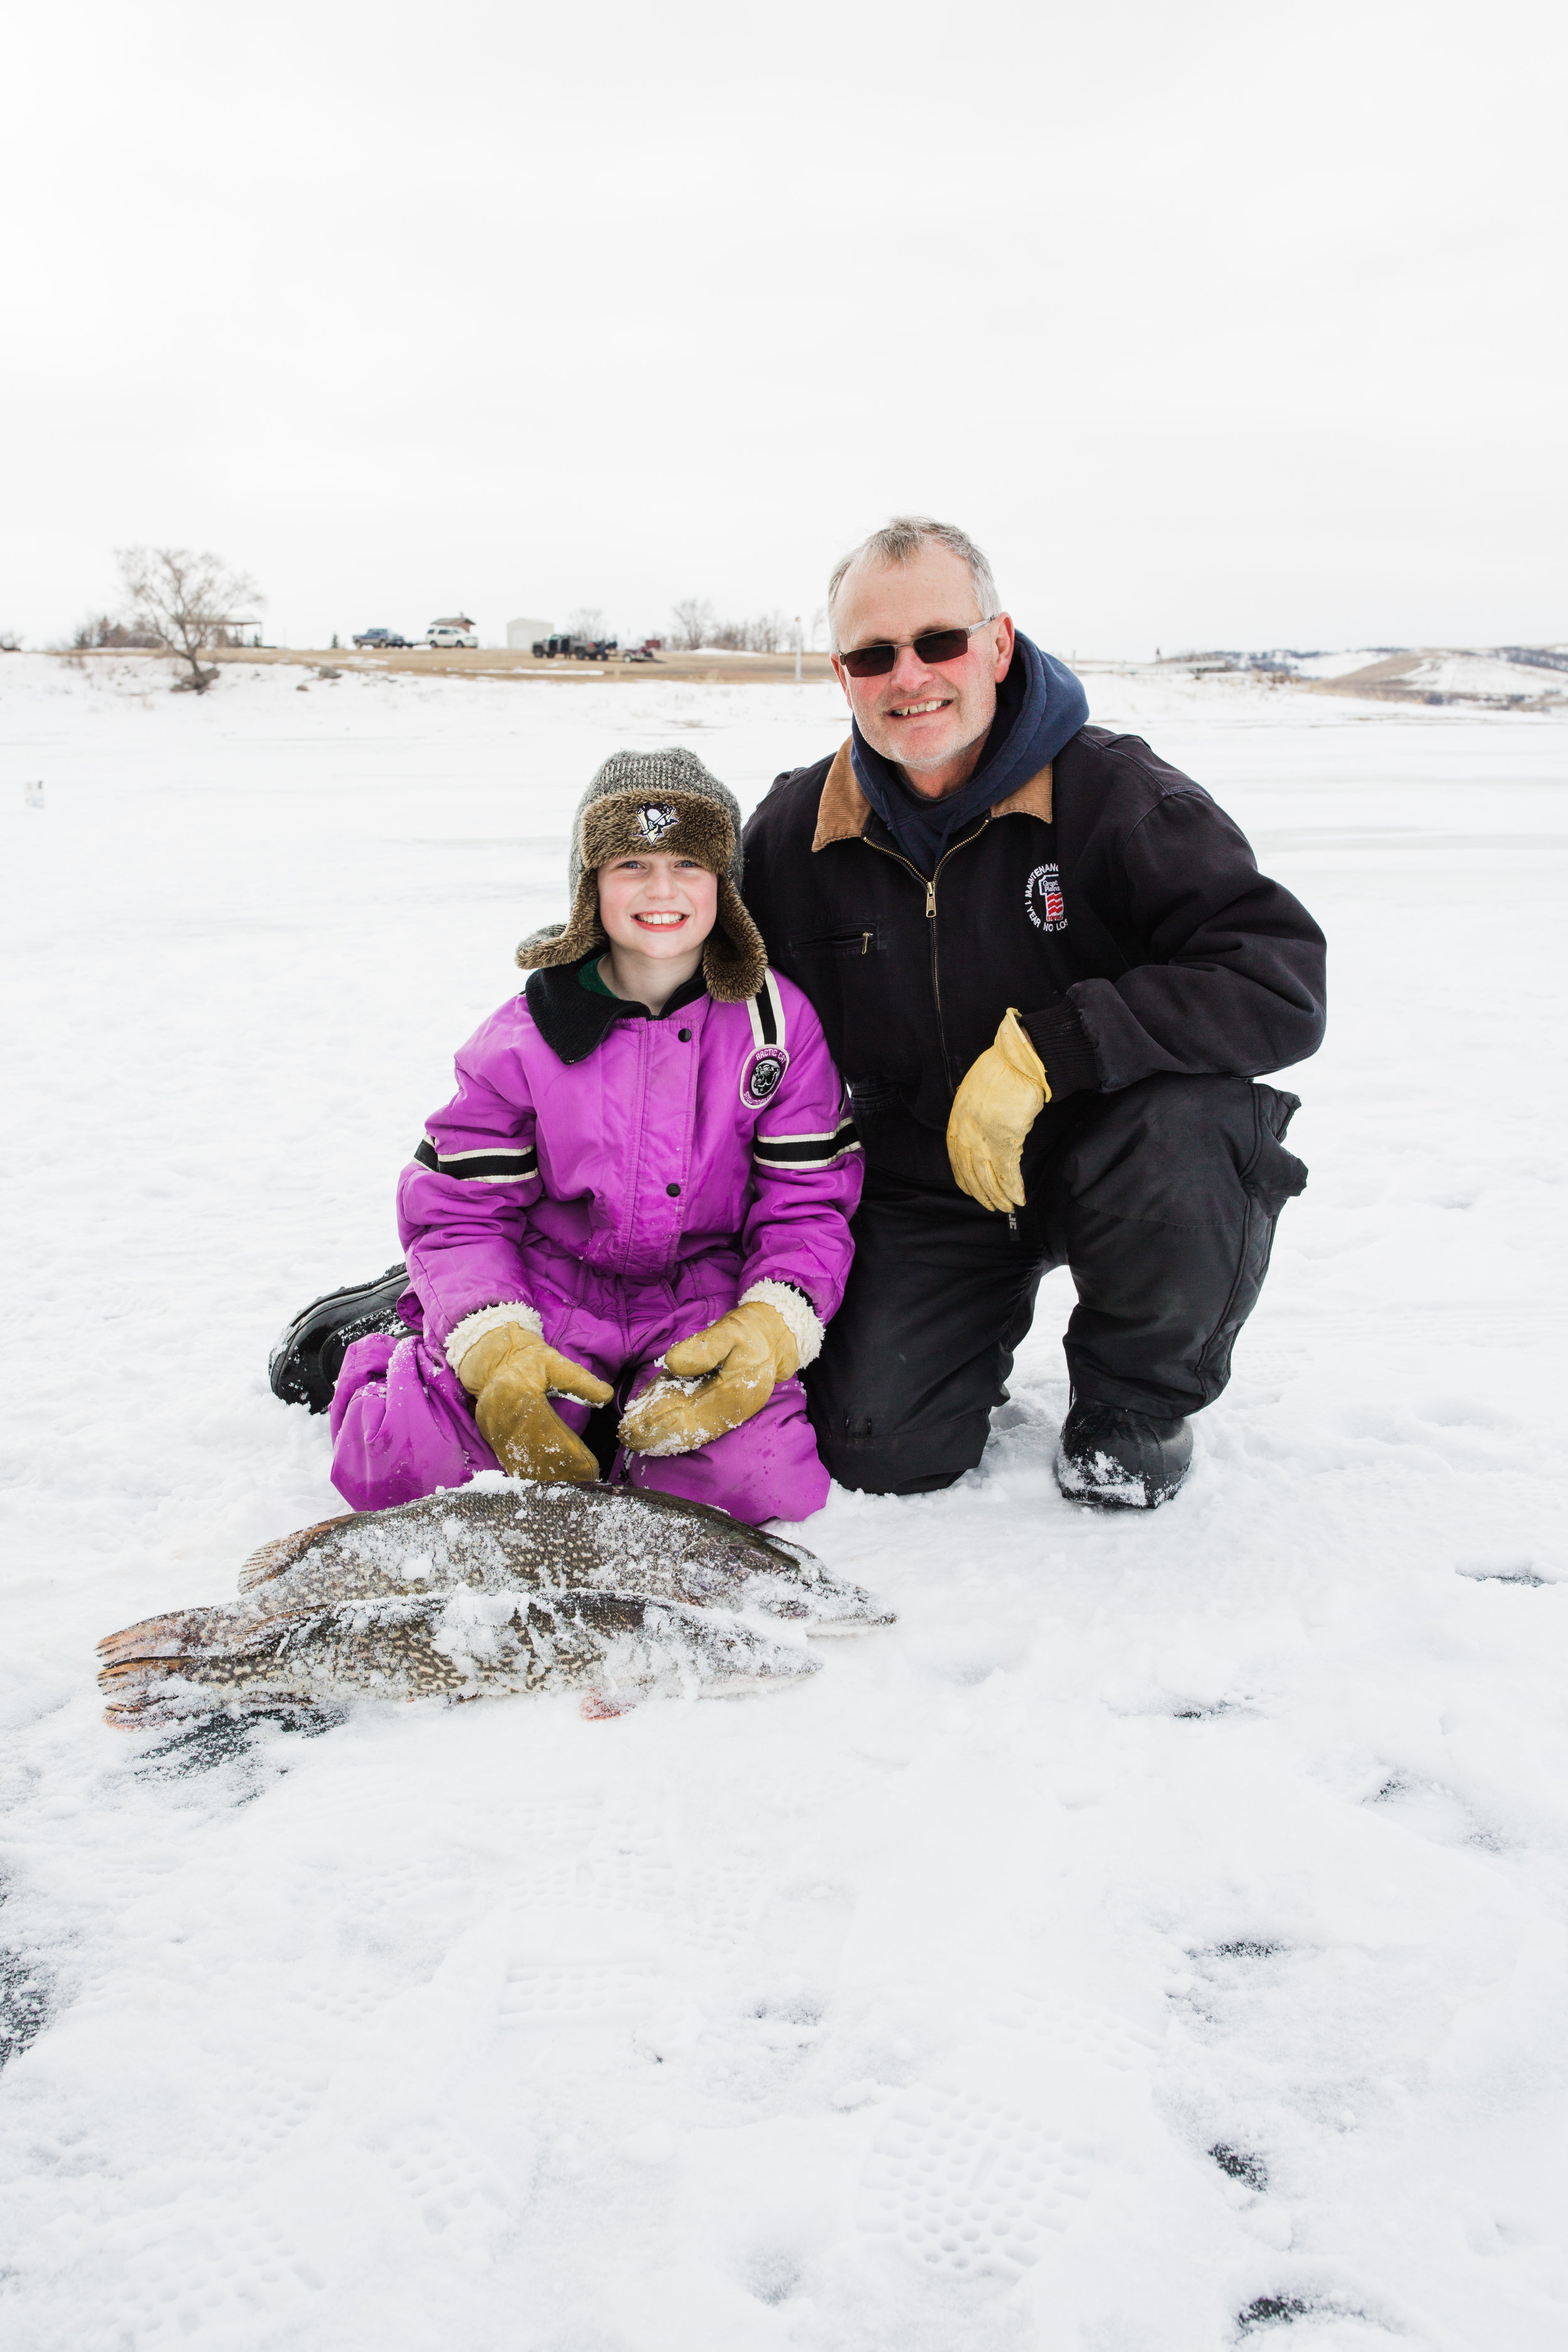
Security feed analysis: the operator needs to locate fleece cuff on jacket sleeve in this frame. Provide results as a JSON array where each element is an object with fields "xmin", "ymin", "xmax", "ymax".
[
  {"xmin": 443, "ymin": 1300, "xmax": 543, "ymax": 1373},
  {"xmin": 1020, "ymin": 1000, "xmax": 1101, "ymax": 1099},
  {"xmin": 740, "ymin": 1279, "xmax": 825, "ymax": 1370}
]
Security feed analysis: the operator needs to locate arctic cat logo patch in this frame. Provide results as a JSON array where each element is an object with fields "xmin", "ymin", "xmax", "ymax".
[
  {"xmin": 1025, "ymin": 862, "xmax": 1067, "ymax": 933},
  {"xmin": 741, "ymin": 1048, "xmax": 789, "ymax": 1108},
  {"xmin": 635, "ymin": 802, "xmax": 679, "ymax": 842}
]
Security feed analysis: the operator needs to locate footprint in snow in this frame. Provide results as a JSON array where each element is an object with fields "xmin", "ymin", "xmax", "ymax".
[
  {"xmin": 114, "ymin": 2206, "xmax": 323, "ymax": 2337},
  {"xmin": 857, "ymin": 2082, "xmax": 1091, "ymax": 2282},
  {"xmin": 986, "ymin": 1987, "xmax": 1163, "ymax": 2074},
  {"xmin": 499, "ymin": 1954, "xmax": 671, "ymax": 2040},
  {"xmin": 208, "ymin": 2065, "xmax": 329, "ymax": 2164},
  {"xmin": 381, "ymin": 2119, "xmax": 519, "ymax": 2250}
]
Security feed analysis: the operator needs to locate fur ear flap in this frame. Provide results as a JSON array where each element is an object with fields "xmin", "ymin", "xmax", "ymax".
[
  {"xmin": 702, "ymin": 880, "xmax": 768, "ymax": 1002},
  {"xmin": 517, "ymin": 872, "xmax": 607, "ymax": 970}
]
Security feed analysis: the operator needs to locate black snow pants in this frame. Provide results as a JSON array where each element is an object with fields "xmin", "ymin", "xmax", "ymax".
[{"xmin": 808, "ymin": 1073, "xmax": 1307, "ymax": 1495}]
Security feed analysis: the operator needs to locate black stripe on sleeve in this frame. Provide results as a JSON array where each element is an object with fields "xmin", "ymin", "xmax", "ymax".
[
  {"xmin": 753, "ymin": 1116, "xmax": 861, "ymax": 1169},
  {"xmin": 413, "ymin": 1136, "xmax": 539, "ymax": 1183},
  {"xmin": 753, "ymin": 981, "xmax": 778, "ymax": 1047}
]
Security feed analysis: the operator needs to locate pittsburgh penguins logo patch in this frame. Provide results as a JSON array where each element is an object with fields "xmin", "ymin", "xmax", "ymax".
[
  {"xmin": 635, "ymin": 802, "xmax": 679, "ymax": 843},
  {"xmin": 741, "ymin": 1047, "xmax": 789, "ymax": 1108},
  {"xmin": 1025, "ymin": 861, "xmax": 1067, "ymax": 933}
]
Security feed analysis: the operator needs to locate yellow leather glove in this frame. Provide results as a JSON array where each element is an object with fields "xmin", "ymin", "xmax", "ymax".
[
  {"xmin": 617, "ymin": 1300, "xmax": 800, "ymax": 1459},
  {"xmin": 945, "ymin": 1007, "xmax": 1051, "ymax": 1213},
  {"xmin": 457, "ymin": 1323, "xmax": 613, "ymax": 1484}
]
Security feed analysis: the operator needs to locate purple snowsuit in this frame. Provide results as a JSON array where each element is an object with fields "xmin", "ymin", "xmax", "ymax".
[{"xmin": 329, "ymin": 966, "xmax": 864, "ymax": 1525}]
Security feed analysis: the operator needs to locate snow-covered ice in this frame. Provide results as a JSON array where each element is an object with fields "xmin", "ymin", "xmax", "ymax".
[{"xmin": 2, "ymin": 655, "xmax": 1565, "ymax": 2349}]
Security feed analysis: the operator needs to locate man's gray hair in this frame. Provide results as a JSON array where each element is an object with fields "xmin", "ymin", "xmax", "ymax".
[{"xmin": 826, "ymin": 516, "xmax": 1001, "ymax": 650}]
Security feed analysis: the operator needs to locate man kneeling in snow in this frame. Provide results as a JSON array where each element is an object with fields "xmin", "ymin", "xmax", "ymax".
[{"xmin": 738, "ymin": 516, "xmax": 1326, "ymax": 1508}]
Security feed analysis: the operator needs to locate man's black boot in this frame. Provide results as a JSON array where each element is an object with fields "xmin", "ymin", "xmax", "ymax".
[
  {"xmin": 268, "ymin": 1263, "xmax": 409, "ymax": 1414},
  {"xmin": 1054, "ymin": 1397, "xmax": 1193, "ymax": 1510}
]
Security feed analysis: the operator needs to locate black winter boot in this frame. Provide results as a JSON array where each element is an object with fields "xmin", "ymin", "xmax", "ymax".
[
  {"xmin": 268, "ymin": 1263, "xmax": 409, "ymax": 1414},
  {"xmin": 1055, "ymin": 1397, "xmax": 1193, "ymax": 1510}
]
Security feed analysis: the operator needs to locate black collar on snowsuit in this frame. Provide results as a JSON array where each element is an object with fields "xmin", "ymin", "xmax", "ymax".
[{"xmin": 526, "ymin": 955, "xmax": 711, "ymax": 1066}]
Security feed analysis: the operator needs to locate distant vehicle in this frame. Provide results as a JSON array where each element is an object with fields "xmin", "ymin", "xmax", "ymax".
[
  {"xmin": 532, "ymin": 633, "xmax": 619, "ymax": 661},
  {"xmin": 426, "ymin": 616, "xmax": 479, "ymax": 650},
  {"xmin": 352, "ymin": 627, "xmax": 412, "ymax": 649},
  {"xmin": 623, "ymin": 638, "xmax": 662, "ymax": 663}
]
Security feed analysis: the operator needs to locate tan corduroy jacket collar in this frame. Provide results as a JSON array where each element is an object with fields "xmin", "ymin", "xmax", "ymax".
[{"xmin": 810, "ymin": 738, "xmax": 1053, "ymax": 852}]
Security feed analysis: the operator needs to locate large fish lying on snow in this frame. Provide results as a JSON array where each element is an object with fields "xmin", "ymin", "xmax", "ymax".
[
  {"xmin": 234, "ymin": 1482, "xmax": 892, "ymax": 1632},
  {"xmin": 98, "ymin": 1587, "xmax": 818, "ymax": 1729},
  {"xmin": 97, "ymin": 1480, "xmax": 891, "ymax": 1729}
]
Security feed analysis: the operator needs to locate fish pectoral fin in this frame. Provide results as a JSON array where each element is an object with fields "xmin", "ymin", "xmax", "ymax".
[{"xmin": 580, "ymin": 1689, "xmax": 640, "ymax": 1721}]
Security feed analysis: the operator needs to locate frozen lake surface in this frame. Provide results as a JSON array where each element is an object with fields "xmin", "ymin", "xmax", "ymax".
[{"xmin": 2, "ymin": 657, "xmax": 1565, "ymax": 2349}]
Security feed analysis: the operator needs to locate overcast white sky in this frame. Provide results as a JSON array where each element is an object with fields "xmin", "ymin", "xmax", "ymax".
[{"xmin": 4, "ymin": 0, "xmax": 1563, "ymax": 656}]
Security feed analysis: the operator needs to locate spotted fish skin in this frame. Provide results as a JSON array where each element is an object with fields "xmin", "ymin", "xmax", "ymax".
[
  {"xmin": 232, "ymin": 1480, "xmax": 893, "ymax": 1634},
  {"xmin": 98, "ymin": 1587, "xmax": 820, "ymax": 1728}
]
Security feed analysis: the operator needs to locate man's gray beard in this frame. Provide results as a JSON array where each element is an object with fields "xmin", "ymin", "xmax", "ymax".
[{"xmin": 886, "ymin": 711, "xmax": 993, "ymax": 794}]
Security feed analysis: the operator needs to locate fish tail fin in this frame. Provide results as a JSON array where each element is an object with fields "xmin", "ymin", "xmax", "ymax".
[
  {"xmin": 97, "ymin": 1607, "xmax": 312, "ymax": 1724},
  {"xmin": 236, "ymin": 1512, "xmax": 356, "ymax": 1592},
  {"xmin": 97, "ymin": 1654, "xmax": 217, "ymax": 1727},
  {"xmin": 96, "ymin": 1603, "xmax": 242, "ymax": 1665}
]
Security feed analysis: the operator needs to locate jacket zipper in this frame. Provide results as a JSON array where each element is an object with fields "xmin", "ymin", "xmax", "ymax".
[{"xmin": 862, "ymin": 822, "xmax": 988, "ymax": 1095}]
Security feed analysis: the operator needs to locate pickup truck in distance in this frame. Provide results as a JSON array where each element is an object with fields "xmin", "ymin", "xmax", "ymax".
[
  {"xmin": 532, "ymin": 634, "xmax": 620, "ymax": 660},
  {"xmin": 351, "ymin": 628, "xmax": 412, "ymax": 649}
]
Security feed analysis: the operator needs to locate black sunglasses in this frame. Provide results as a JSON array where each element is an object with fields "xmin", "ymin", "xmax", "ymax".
[{"xmin": 837, "ymin": 617, "xmax": 995, "ymax": 679}]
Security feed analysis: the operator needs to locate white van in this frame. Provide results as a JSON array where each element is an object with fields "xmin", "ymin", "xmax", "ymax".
[{"xmin": 426, "ymin": 616, "xmax": 479, "ymax": 649}]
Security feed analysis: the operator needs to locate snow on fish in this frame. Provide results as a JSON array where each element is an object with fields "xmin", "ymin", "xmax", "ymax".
[
  {"xmin": 98, "ymin": 1585, "xmax": 820, "ymax": 1729},
  {"xmin": 230, "ymin": 1478, "xmax": 893, "ymax": 1634}
]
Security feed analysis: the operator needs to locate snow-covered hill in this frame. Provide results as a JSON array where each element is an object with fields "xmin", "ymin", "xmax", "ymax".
[{"xmin": 2, "ymin": 658, "xmax": 1565, "ymax": 2349}]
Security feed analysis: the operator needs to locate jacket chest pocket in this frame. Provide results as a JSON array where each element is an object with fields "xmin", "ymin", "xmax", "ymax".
[{"xmin": 783, "ymin": 927, "xmax": 879, "ymax": 960}]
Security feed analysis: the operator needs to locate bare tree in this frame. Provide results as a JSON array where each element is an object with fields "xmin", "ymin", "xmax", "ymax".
[
  {"xmin": 115, "ymin": 546, "xmax": 263, "ymax": 692},
  {"xmin": 568, "ymin": 606, "xmax": 609, "ymax": 643},
  {"xmin": 0, "ymin": 627, "xmax": 21, "ymax": 653},
  {"xmin": 670, "ymin": 597, "xmax": 716, "ymax": 652},
  {"xmin": 706, "ymin": 610, "xmax": 789, "ymax": 654},
  {"xmin": 74, "ymin": 612, "xmax": 161, "ymax": 650}
]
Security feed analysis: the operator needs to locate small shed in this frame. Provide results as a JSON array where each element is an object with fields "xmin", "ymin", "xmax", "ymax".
[{"xmin": 507, "ymin": 617, "xmax": 556, "ymax": 652}]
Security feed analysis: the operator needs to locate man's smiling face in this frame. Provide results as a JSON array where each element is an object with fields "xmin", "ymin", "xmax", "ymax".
[{"xmin": 830, "ymin": 541, "xmax": 1015, "ymax": 798}]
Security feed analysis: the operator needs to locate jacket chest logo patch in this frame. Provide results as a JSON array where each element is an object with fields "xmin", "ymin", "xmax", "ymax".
[
  {"xmin": 635, "ymin": 802, "xmax": 679, "ymax": 842},
  {"xmin": 741, "ymin": 1047, "xmax": 790, "ymax": 1108},
  {"xmin": 1025, "ymin": 862, "xmax": 1067, "ymax": 933}
]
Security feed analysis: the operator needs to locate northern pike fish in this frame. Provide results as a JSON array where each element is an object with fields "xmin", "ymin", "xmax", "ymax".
[
  {"xmin": 231, "ymin": 1481, "xmax": 893, "ymax": 1633},
  {"xmin": 98, "ymin": 1586, "xmax": 820, "ymax": 1729}
]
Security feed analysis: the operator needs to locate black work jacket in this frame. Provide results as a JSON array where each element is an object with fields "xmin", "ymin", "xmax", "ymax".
[{"xmin": 741, "ymin": 726, "xmax": 1327, "ymax": 1194}]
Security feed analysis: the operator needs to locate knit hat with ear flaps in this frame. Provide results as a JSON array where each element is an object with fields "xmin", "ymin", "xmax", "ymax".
[{"xmin": 516, "ymin": 747, "xmax": 768, "ymax": 1003}]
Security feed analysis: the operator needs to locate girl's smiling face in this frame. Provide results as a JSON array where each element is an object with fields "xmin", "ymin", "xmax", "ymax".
[{"xmin": 596, "ymin": 852, "xmax": 718, "ymax": 961}]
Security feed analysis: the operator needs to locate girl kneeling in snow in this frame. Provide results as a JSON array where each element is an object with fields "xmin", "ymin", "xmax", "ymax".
[{"xmin": 329, "ymin": 750, "xmax": 863, "ymax": 1528}]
